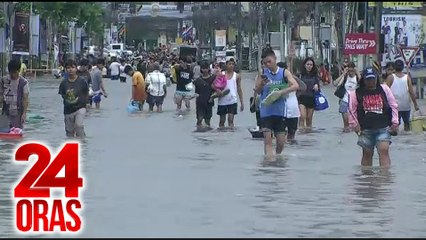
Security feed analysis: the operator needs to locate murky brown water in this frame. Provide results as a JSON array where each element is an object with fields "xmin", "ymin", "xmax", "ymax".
[{"xmin": 1, "ymin": 72, "xmax": 426, "ymax": 237}]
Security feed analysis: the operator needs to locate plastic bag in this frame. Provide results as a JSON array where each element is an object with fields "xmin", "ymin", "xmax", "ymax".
[
  {"xmin": 127, "ymin": 100, "xmax": 139, "ymax": 113},
  {"xmin": 314, "ymin": 91, "xmax": 329, "ymax": 111}
]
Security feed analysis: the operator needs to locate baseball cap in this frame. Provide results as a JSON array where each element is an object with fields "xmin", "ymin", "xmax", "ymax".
[{"xmin": 362, "ymin": 67, "xmax": 377, "ymax": 80}]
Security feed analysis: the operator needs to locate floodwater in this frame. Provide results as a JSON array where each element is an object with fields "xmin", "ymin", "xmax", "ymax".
[{"xmin": 1, "ymin": 72, "xmax": 426, "ymax": 237}]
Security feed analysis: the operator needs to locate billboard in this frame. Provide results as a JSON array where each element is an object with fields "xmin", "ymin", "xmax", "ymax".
[
  {"xmin": 13, "ymin": 12, "xmax": 30, "ymax": 54},
  {"xmin": 381, "ymin": 14, "xmax": 425, "ymax": 65},
  {"xmin": 215, "ymin": 30, "xmax": 226, "ymax": 47}
]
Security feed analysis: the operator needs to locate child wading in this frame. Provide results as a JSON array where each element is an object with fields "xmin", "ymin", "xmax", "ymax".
[{"xmin": 58, "ymin": 59, "xmax": 89, "ymax": 138}]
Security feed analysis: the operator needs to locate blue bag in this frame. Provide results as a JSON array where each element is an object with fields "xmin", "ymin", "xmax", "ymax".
[
  {"xmin": 127, "ymin": 101, "xmax": 139, "ymax": 113},
  {"xmin": 314, "ymin": 91, "xmax": 329, "ymax": 111}
]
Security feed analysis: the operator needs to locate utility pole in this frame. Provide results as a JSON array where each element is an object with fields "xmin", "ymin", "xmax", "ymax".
[
  {"xmin": 29, "ymin": 2, "xmax": 33, "ymax": 72},
  {"xmin": 314, "ymin": 2, "xmax": 320, "ymax": 60},
  {"xmin": 341, "ymin": 2, "xmax": 346, "ymax": 59},
  {"xmin": 236, "ymin": 1, "xmax": 242, "ymax": 70},
  {"xmin": 375, "ymin": 2, "xmax": 383, "ymax": 62},
  {"xmin": 257, "ymin": 2, "xmax": 263, "ymax": 74},
  {"xmin": 279, "ymin": 2, "xmax": 284, "ymax": 63},
  {"xmin": 362, "ymin": 2, "xmax": 368, "ymax": 68}
]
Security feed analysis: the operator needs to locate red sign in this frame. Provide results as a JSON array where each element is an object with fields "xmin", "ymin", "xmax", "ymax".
[{"xmin": 344, "ymin": 33, "xmax": 377, "ymax": 55}]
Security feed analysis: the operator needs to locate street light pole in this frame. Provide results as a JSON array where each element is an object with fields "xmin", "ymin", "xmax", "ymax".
[{"xmin": 257, "ymin": 2, "xmax": 263, "ymax": 75}]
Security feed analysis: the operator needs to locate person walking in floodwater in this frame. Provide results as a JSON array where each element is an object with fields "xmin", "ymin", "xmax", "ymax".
[
  {"xmin": 297, "ymin": 57, "xmax": 320, "ymax": 131},
  {"xmin": 386, "ymin": 59, "xmax": 419, "ymax": 131},
  {"xmin": 348, "ymin": 67, "xmax": 399, "ymax": 167},
  {"xmin": 58, "ymin": 59, "xmax": 89, "ymax": 138},
  {"xmin": 193, "ymin": 61, "xmax": 215, "ymax": 129},
  {"xmin": 333, "ymin": 62, "xmax": 360, "ymax": 132},
  {"xmin": 0, "ymin": 59, "xmax": 30, "ymax": 129},
  {"xmin": 145, "ymin": 62, "xmax": 167, "ymax": 113},
  {"xmin": 255, "ymin": 48, "xmax": 299, "ymax": 158},
  {"xmin": 215, "ymin": 58, "xmax": 244, "ymax": 129},
  {"xmin": 125, "ymin": 65, "xmax": 146, "ymax": 111}
]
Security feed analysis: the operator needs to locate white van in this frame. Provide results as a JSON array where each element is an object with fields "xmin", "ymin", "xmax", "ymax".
[{"xmin": 225, "ymin": 49, "xmax": 236, "ymax": 62}]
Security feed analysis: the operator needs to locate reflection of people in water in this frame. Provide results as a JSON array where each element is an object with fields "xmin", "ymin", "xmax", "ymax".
[{"xmin": 350, "ymin": 168, "xmax": 394, "ymax": 212}]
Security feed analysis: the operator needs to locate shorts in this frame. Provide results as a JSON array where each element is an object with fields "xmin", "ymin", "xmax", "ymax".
[
  {"xmin": 64, "ymin": 108, "xmax": 86, "ymax": 137},
  {"xmin": 298, "ymin": 94, "xmax": 315, "ymax": 109},
  {"xmin": 119, "ymin": 76, "xmax": 126, "ymax": 82},
  {"xmin": 111, "ymin": 75, "xmax": 119, "ymax": 80},
  {"xmin": 357, "ymin": 128, "xmax": 391, "ymax": 150},
  {"xmin": 174, "ymin": 90, "xmax": 195, "ymax": 103},
  {"xmin": 284, "ymin": 117, "xmax": 298, "ymax": 135},
  {"xmin": 147, "ymin": 94, "xmax": 165, "ymax": 107},
  {"xmin": 217, "ymin": 103, "xmax": 238, "ymax": 116},
  {"xmin": 261, "ymin": 116, "xmax": 286, "ymax": 134},
  {"xmin": 398, "ymin": 111, "xmax": 410, "ymax": 125},
  {"xmin": 196, "ymin": 103, "xmax": 213, "ymax": 120},
  {"xmin": 338, "ymin": 100, "xmax": 349, "ymax": 113}
]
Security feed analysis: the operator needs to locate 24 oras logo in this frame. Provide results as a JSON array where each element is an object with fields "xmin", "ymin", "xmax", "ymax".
[{"xmin": 12, "ymin": 142, "xmax": 84, "ymax": 234}]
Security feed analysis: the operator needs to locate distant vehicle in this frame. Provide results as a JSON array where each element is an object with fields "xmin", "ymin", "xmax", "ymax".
[{"xmin": 225, "ymin": 49, "xmax": 236, "ymax": 62}]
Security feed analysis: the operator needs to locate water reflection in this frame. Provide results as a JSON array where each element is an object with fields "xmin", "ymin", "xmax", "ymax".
[
  {"xmin": 350, "ymin": 167, "xmax": 395, "ymax": 209},
  {"xmin": 349, "ymin": 167, "xmax": 395, "ymax": 237}
]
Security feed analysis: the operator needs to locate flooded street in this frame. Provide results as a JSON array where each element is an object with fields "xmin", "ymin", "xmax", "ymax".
[{"xmin": 1, "ymin": 72, "xmax": 426, "ymax": 237}]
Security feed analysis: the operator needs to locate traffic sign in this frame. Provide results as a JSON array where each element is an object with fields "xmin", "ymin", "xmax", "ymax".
[{"xmin": 398, "ymin": 46, "xmax": 421, "ymax": 66}]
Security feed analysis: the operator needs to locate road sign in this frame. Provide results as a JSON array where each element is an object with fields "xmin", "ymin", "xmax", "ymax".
[
  {"xmin": 398, "ymin": 46, "xmax": 421, "ymax": 66},
  {"xmin": 344, "ymin": 33, "xmax": 376, "ymax": 55}
]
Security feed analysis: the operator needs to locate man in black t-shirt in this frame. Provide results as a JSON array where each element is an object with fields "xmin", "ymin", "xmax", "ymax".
[
  {"xmin": 58, "ymin": 59, "xmax": 89, "ymax": 138},
  {"xmin": 173, "ymin": 57, "xmax": 195, "ymax": 113}
]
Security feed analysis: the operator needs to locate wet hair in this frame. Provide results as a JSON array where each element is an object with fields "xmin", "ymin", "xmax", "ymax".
[
  {"xmin": 394, "ymin": 59, "xmax": 404, "ymax": 72},
  {"xmin": 79, "ymin": 58, "xmax": 89, "ymax": 66},
  {"xmin": 8, "ymin": 59, "xmax": 21, "ymax": 72},
  {"xmin": 300, "ymin": 57, "xmax": 318, "ymax": 77},
  {"xmin": 277, "ymin": 62, "xmax": 287, "ymax": 69},
  {"xmin": 347, "ymin": 62, "xmax": 356, "ymax": 68},
  {"xmin": 261, "ymin": 48, "xmax": 275, "ymax": 59},
  {"xmin": 65, "ymin": 59, "xmax": 77, "ymax": 68},
  {"xmin": 97, "ymin": 58, "xmax": 105, "ymax": 65},
  {"xmin": 124, "ymin": 65, "xmax": 134, "ymax": 74},
  {"xmin": 200, "ymin": 60, "xmax": 210, "ymax": 69}
]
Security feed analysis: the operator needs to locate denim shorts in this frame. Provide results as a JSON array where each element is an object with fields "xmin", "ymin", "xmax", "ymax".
[
  {"xmin": 338, "ymin": 100, "xmax": 349, "ymax": 113},
  {"xmin": 357, "ymin": 128, "xmax": 391, "ymax": 150}
]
